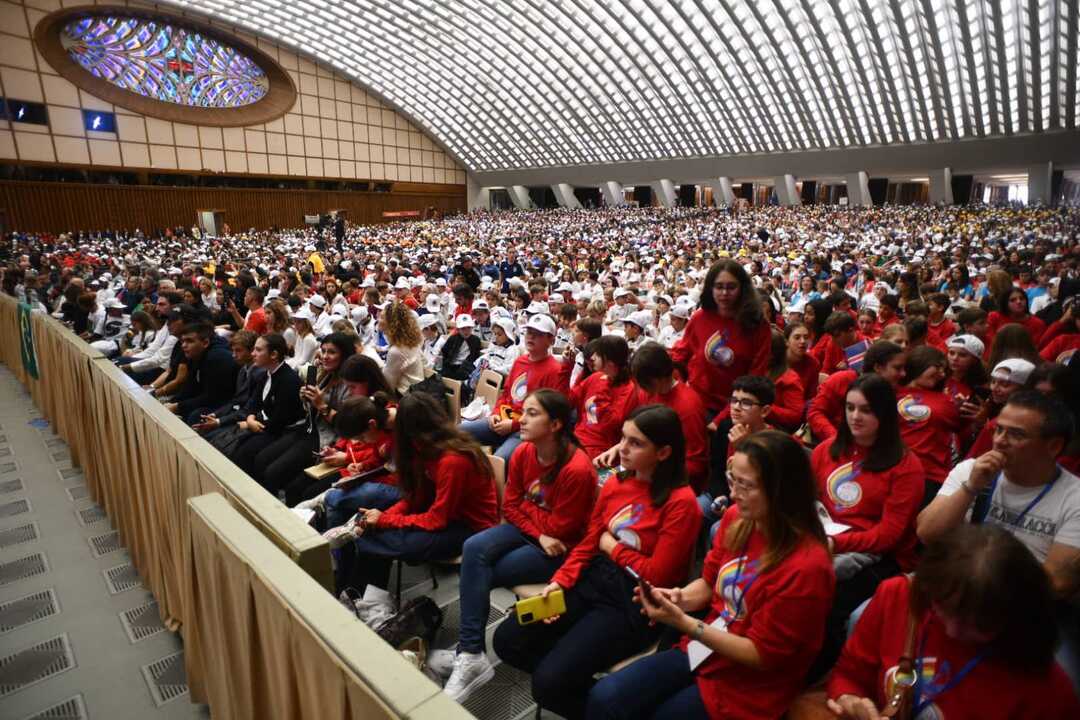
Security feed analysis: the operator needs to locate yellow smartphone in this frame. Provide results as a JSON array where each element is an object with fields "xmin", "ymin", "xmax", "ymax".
[{"xmin": 514, "ymin": 590, "xmax": 566, "ymax": 625}]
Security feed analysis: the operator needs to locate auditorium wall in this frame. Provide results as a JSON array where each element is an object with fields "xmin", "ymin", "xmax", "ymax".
[{"xmin": 0, "ymin": 0, "xmax": 467, "ymax": 226}]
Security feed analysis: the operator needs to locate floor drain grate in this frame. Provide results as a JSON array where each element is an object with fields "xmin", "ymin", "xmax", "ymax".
[
  {"xmin": 76, "ymin": 506, "xmax": 107, "ymax": 527},
  {"xmin": 0, "ymin": 478, "xmax": 24, "ymax": 495},
  {"xmin": 435, "ymin": 598, "xmax": 504, "ymax": 649},
  {"xmin": 1, "ymin": 462, "xmax": 17, "ymax": 474},
  {"xmin": 65, "ymin": 486, "xmax": 89, "ymax": 502},
  {"xmin": 50, "ymin": 451, "xmax": 70, "ymax": 463},
  {"xmin": 142, "ymin": 651, "xmax": 188, "ymax": 706},
  {"xmin": 88, "ymin": 531, "xmax": 121, "ymax": 558},
  {"xmin": 0, "ymin": 499, "xmax": 32, "ymax": 519},
  {"xmin": 120, "ymin": 600, "xmax": 165, "ymax": 643},
  {"xmin": 103, "ymin": 563, "xmax": 141, "ymax": 594},
  {"xmin": 0, "ymin": 589, "xmax": 59, "ymax": 635},
  {"xmin": 57, "ymin": 468, "xmax": 81, "ymax": 480},
  {"xmin": 0, "ymin": 523, "xmax": 39, "ymax": 550},
  {"xmin": 462, "ymin": 662, "xmax": 535, "ymax": 720},
  {"xmin": 44, "ymin": 438, "xmax": 66, "ymax": 449},
  {"xmin": 0, "ymin": 448, "xmax": 11, "ymax": 458},
  {"xmin": 0, "ymin": 553, "xmax": 48, "ymax": 588},
  {"xmin": 20, "ymin": 694, "xmax": 87, "ymax": 720},
  {"xmin": 0, "ymin": 434, "xmax": 7, "ymax": 443},
  {"xmin": 0, "ymin": 634, "xmax": 75, "ymax": 698}
]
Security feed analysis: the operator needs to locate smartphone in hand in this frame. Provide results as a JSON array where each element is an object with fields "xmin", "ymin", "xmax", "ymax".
[
  {"xmin": 624, "ymin": 566, "xmax": 657, "ymax": 603},
  {"xmin": 514, "ymin": 591, "xmax": 566, "ymax": 625}
]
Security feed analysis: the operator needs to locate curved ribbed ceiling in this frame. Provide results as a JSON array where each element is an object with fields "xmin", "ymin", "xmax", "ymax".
[{"xmin": 168, "ymin": 0, "xmax": 1080, "ymax": 172}]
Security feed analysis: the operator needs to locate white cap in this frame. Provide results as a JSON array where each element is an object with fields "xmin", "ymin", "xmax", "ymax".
[
  {"xmin": 307, "ymin": 294, "xmax": 327, "ymax": 308},
  {"xmin": 526, "ymin": 301, "xmax": 550, "ymax": 315},
  {"xmin": 625, "ymin": 310, "xmax": 653, "ymax": 329},
  {"xmin": 103, "ymin": 298, "xmax": 125, "ymax": 310},
  {"xmin": 947, "ymin": 334, "xmax": 985, "ymax": 359},
  {"xmin": 455, "ymin": 314, "xmax": 475, "ymax": 329},
  {"xmin": 670, "ymin": 304, "xmax": 691, "ymax": 320},
  {"xmin": 394, "ymin": 276, "xmax": 411, "ymax": 289},
  {"xmin": 493, "ymin": 317, "xmax": 517, "ymax": 340},
  {"xmin": 991, "ymin": 358, "xmax": 1035, "ymax": 385},
  {"xmin": 435, "ymin": 277, "xmax": 448, "ymax": 287},
  {"xmin": 524, "ymin": 314, "xmax": 557, "ymax": 335},
  {"xmin": 614, "ymin": 288, "xmax": 632, "ymax": 299},
  {"xmin": 425, "ymin": 294, "xmax": 441, "ymax": 312},
  {"xmin": 473, "ymin": 299, "xmax": 490, "ymax": 310},
  {"xmin": 350, "ymin": 306, "xmax": 369, "ymax": 324},
  {"xmin": 293, "ymin": 307, "xmax": 315, "ymax": 322},
  {"xmin": 418, "ymin": 314, "xmax": 440, "ymax": 330}
]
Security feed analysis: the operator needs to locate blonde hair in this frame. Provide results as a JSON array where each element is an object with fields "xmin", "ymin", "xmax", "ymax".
[{"xmin": 383, "ymin": 302, "xmax": 422, "ymax": 348}]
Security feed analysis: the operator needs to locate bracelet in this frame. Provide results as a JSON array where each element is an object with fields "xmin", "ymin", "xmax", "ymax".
[
  {"xmin": 692, "ymin": 620, "xmax": 706, "ymax": 642},
  {"xmin": 960, "ymin": 480, "xmax": 979, "ymax": 496}
]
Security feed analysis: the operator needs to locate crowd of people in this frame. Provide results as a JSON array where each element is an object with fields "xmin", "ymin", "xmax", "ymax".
[{"xmin": 4, "ymin": 202, "xmax": 1080, "ymax": 718}]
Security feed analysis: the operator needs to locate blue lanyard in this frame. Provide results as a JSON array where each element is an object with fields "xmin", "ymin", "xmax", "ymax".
[
  {"xmin": 721, "ymin": 551, "xmax": 759, "ymax": 624},
  {"xmin": 913, "ymin": 622, "xmax": 989, "ymax": 713},
  {"xmin": 982, "ymin": 467, "xmax": 1059, "ymax": 527}
]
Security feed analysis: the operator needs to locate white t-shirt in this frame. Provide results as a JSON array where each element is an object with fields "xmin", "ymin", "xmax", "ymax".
[{"xmin": 940, "ymin": 458, "xmax": 1080, "ymax": 563}]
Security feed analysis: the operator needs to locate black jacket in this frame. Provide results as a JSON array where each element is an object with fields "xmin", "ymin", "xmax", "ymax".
[
  {"xmin": 242, "ymin": 363, "xmax": 304, "ymax": 434},
  {"xmin": 210, "ymin": 364, "xmax": 265, "ymax": 426},
  {"xmin": 440, "ymin": 332, "xmax": 482, "ymax": 371},
  {"xmin": 175, "ymin": 336, "xmax": 239, "ymax": 416}
]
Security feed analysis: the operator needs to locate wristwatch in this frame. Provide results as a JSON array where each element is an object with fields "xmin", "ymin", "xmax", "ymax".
[{"xmin": 692, "ymin": 620, "xmax": 706, "ymax": 641}]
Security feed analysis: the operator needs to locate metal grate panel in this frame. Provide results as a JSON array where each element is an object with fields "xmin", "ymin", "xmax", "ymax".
[
  {"xmin": 0, "ymin": 499, "xmax": 31, "ymax": 519},
  {"xmin": 0, "ymin": 448, "xmax": 11, "ymax": 458},
  {"xmin": 0, "ymin": 553, "xmax": 48, "ymax": 588},
  {"xmin": 119, "ymin": 600, "xmax": 166, "ymax": 643},
  {"xmin": 0, "ymin": 478, "xmax": 24, "ymax": 495},
  {"xmin": 435, "ymin": 598, "xmax": 504, "ymax": 650},
  {"xmin": 65, "ymin": 486, "xmax": 89, "ymax": 502},
  {"xmin": 141, "ymin": 651, "xmax": 188, "ymax": 706},
  {"xmin": 1, "ymin": 462, "xmax": 17, "ymax": 474},
  {"xmin": 461, "ymin": 662, "xmax": 535, "ymax": 720},
  {"xmin": 88, "ymin": 531, "xmax": 120, "ymax": 558},
  {"xmin": 0, "ymin": 634, "xmax": 75, "ymax": 698},
  {"xmin": 45, "ymin": 438, "xmax": 66, "ymax": 449},
  {"xmin": 57, "ymin": 468, "xmax": 81, "ymax": 480},
  {"xmin": 0, "ymin": 433, "xmax": 7, "ymax": 443},
  {"xmin": 0, "ymin": 589, "xmax": 59, "ymax": 635},
  {"xmin": 0, "ymin": 523, "xmax": 39, "ymax": 550},
  {"xmin": 76, "ymin": 506, "xmax": 107, "ymax": 527},
  {"xmin": 50, "ymin": 451, "xmax": 70, "ymax": 463},
  {"xmin": 103, "ymin": 563, "xmax": 141, "ymax": 594},
  {"xmin": 20, "ymin": 694, "xmax": 87, "ymax": 720}
]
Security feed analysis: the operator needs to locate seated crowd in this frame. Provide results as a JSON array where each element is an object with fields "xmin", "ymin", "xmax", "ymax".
[{"xmin": 4, "ymin": 202, "xmax": 1080, "ymax": 718}]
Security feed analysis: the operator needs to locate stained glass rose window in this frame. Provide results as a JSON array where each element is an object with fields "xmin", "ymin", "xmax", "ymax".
[{"xmin": 61, "ymin": 16, "xmax": 269, "ymax": 108}]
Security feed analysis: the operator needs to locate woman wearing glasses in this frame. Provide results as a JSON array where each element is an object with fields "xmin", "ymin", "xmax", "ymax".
[
  {"xmin": 585, "ymin": 430, "xmax": 834, "ymax": 720},
  {"xmin": 808, "ymin": 374, "xmax": 924, "ymax": 681}
]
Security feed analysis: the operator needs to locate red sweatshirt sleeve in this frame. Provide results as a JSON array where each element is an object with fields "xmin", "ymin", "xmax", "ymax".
[
  {"xmin": 832, "ymin": 453, "xmax": 924, "ymax": 556},
  {"xmin": 1038, "ymin": 319, "xmax": 1070, "ymax": 350},
  {"xmin": 808, "ymin": 372, "xmax": 851, "ymax": 441},
  {"xmin": 537, "ymin": 454, "xmax": 596, "ymax": 543},
  {"xmin": 608, "ymin": 490, "xmax": 701, "ymax": 588},
  {"xmin": 501, "ymin": 448, "xmax": 543, "ymax": 539},
  {"xmin": 551, "ymin": 492, "xmax": 609, "ymax": 589},
  {"xmin": 769, "ymin": 370, "xmax": 805, "ymax": 429},
  {"xmin": 827, "ymin": 576, "xmax": 898, "ymax": 702},
  {"xmin": 669, "ymin": 313, "xmax": 696, "ymax": 365},
  {"xmin": 375, "ymin": 454, "xmax": 469, "ymax": 531},
  {"xmin": 748, "ymin": 322, "xmax": 772, "ymax": 377}
]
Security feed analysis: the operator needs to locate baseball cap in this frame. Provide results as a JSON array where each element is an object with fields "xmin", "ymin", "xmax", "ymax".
[
  {"xmin": 524, "ymin": 314, "xmax": 557, "ymax": 336},
  {"xmin": 292, "ymin": 307, "xmax": 315, "ymax": 322},
  {"xmin": 670, "ymin": 304, "xmax": 691, "ymax": 320},
  {"xmin": 473, "ymin": 299, "xmax": 490, "ymax": 310},
  {"xmin": 425, "ymin": 294, "xmax": 441, "ymax": 312},
  {"xmin": 455, "ymin": 314, "xmax": 475, "ymax": 329},
  {"xmin": 625, "ymin": 310, "xmax": 653, "ymax": 329},
  {"xmin": 947, "ymin": 334, "xmax": 984, "ymax": 359},
  {"xmin": 991, "ymin": 358, "xmax": 1035, "ymax": 385},
  {"xmin": 394, "ymin": 276, "xmax": 411, "ymax": 290},
  {"xmin": 493, "ymin": 317, "xmax": 517, "ymax": 340},
  {"xmin": 307, "ymin": 294, "xmax": 327, "ymax": 309},
  {"xmin": 418, "ymin": 314, "xmax": 440, "ymax": 330}
]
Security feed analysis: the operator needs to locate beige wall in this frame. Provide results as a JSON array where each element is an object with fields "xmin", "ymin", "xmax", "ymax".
[{"xmin": 0, "ymin": 0, "xmax": 467, "ymax": 185}]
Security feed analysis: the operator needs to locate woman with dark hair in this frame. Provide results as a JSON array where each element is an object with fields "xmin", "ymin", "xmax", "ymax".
[
  {"xmin": 785, "ymin": 322, "xmax": 820, "ymax": 402},
  {"xmin": 587, "ymin": 430, "xmax": 834, "ymax": 720},
  {"xmin": 807, "ymin": 340, "xmax": 907, "ymax": 442},
  {"xmin": 896, "ymin": 346, "xmax": 963, "ymax": 502},
  {"xmin": 435, "ymin": 389, "xmax": 597, "ymax": 703},
  {"xmin": 806, "ymin": 297, "xmax": 834, "ymax": 352},
  {"xmin": 231, "ymin": 334, "xmax": 306, "ymax": 475},
  {"xmin": 809, "ymin": 374, "xmax": 924, "ymax": 680},
  {"xmin": 493, "ymin": 404, "xmax": 701, "ymax": 720},
  {"xmin": 940, "ymin": 263, "xmax": 974, "ymax": 300},
  {"xmin": 791, "ymin": 275, "xmax": 820, "ymax": 306},
  {"xmin": 126, "ymin": 310, "xmax": 159, "ymax": 353},
  {"xmin": 340, "ymin": 353, "xmax": 394, "ymax": 397},
  {"xmin": 320, "ymin": 393, "xmax": 398, "ymax": 527},
  {"xmin": 569, "ymin": 335, "xmax": 642, "ymax": 459},
  {"xmin": 988, "ymin": 286, "xmax": 1047, "ymax": 346},
  {"xmin": 766, "ymin": 328, "xmax": 805, "ymax": 431},
  {"xmin": 827, "ymin": 525, "xmax": 1079, "ymax": 718},
  {"xmin": 987, "ymin": 321, "xmax": 1042, "ymax": 370},
  {"xmin": 339, "ymin": 392, "xmax": 499, "ymax": 619},
  {"xmin": 896, "ymin": 271, "xmax": 921, "ymax": 311}
]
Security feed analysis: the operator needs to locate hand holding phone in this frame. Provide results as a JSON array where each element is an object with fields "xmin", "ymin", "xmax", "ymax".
[{"xmin": 515, "ymin": 589, "xmax": 566, "ymax": 625}]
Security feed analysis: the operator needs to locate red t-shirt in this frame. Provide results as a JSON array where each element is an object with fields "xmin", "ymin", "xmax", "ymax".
[
  {"xmin": 896, "ymin": 387, "xmax": 962, "ymax": 484},
  {"xmin": 811, "ymin": 334, "xmax": 849, "ymax": 375},
  {"xmin": 682, "ymin": 506, "xmax": 835, "ymax": 720},
  {"xmin": 1040, "ymin": 333, "xmax": 1080, "ymax": 364},
  {"xmin": 569, "ymin": 373, "xmax": 642, "ymax": 459},
  {"xmin": 790, "ymin": 353, "xmax": 821, "ymax": 402},
  {"xmin": 670, "ymin": 309, "xmax": 771, "ymax": 413},
  {"xmin": 987, "ymin": 311, "xmax": 1047, "ymax": 346},
  {"xmin": 552, "ymin": 477, "xmax": 700, "ymax": 590},
  {"xmin": 811, "ymin": 438, "xmax": 924, "ymax": 570},
  {"xmin": 930, "ymin": 317, "xmax": 956, "ymax": 340},
  {"xmin": 646, "ymin": 381, "xmax": 709, "ymax": 491},
  {"xmin": 829, "ymin": 576, "xmax": 1080, "ymax": 719},
  {"xmin": 244, "ymin": 306, "xmax": 268, "ymax": 335},
  {"xmin": 807, "ymin": 369, "xmax": 857, "ymax": 442},
  {"xmin": 375, "ymin": 451, "xmax": 498, "ymax": 533},
  {"xmin": 770, "ymin": 368, "xmax": 806, "ymax": 430},
  {"xmin": 502, "ymin": 442, "xmax": 596, "ymax": 548},
  {"xmin": 496, "ymin": 353, "xmax": 570, "ymax": 431},
  {"xmin": 335, "ymin": 431, "xmax": 395, "ymax": 485}
]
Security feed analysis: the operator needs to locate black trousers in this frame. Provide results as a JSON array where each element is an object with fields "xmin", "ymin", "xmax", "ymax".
[{"xmin": 249, "ymin": 427, "xmax": 313, "ymax": 494}]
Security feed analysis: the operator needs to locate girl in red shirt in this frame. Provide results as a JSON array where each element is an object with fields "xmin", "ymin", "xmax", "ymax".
[
  {"xmin": 785, "ymin": 322, "xmax": 821, "ymax": 402},
  {"xmin": 339, "ymin": 392, "xmax": 499, "ymax": 605},
  {"xmin": 767, "ymin": 328, "xmax": 807, "ymax": 431},
  {"xmin": 322, "ymin": 393, "xmax": 397, "ymax": 528},
  {"xmin": 828, "ymin": 525, "xmax": 1080, "ymax": 719},
  {"xmin": 493, "ymin": 405, "xmax": 701, "ymax": 720},
  {"xmin": 569, "ymin": 335, "xmax": 642, "ymax": 458},
  {"xmin": 987, "ymin": 286, "xmax": 1047, "ymax": 346},
  {"xmin": 1039, "ymin": 305, "xmax": 1080, "ymax": 364},
  {"xmin": 437, "ymin": 389, "xmax": 596, "ymax": 703},
  {"xmin": 896, "ymin": 346, "xmax": 963, "ymax": 503},
  {"xmin": 586, "ymin": 430, "xmax": 834, "ymax": 720},
  {"xmin": 809, "ymin": 374, "xmax": 924, "ymax": 680}
]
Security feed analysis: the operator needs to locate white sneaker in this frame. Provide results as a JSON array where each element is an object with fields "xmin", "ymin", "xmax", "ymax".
[
  {"xmin": 427, "ymin": 648, "xmax": 456, "ymax": 678},
  {"xmin": 443, "ymin": 651, "xmax": 495, "ymax": 704}
]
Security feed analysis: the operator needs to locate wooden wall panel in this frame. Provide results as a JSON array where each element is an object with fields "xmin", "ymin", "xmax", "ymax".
[{"xmin": 0, "ymin": 181, "xmax": 467, "ymax": 233}]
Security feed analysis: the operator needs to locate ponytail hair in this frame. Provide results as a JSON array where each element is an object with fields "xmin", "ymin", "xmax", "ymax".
[
  {"xmin": 335, "ymin": 391, "xmax": 393, "ymax": 437},
  {"xmin": 526, "ymin": 389, "xmax": 578, "ymax": 486}
]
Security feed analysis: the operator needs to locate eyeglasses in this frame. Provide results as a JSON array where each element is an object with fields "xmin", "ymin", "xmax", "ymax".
[
  {"xmin": 726, "ymin": 473, "xmax": 760, "ymax": 493},
  {"xmin": 729, "ymin": 396, "xmax": 764, "ymax": 409},
  {"xmin": 713, "ymin": 283, "xmax": 740, "ymax": 293}
]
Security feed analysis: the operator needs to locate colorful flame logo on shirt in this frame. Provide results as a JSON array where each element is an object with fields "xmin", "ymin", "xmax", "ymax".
[
  {"xmin": 705, "ymin": 330, "xmax": 735, "ymax": 367},
  {"xmin": 1057, "ymin": 348, "xmax": 1078, "ymax": 365},
  {"xmin": 714, "ymin": 555, "xmax": 759, "ymax": 622},
  {"xmin": 585, "ymin": 396, "xmax": 599, "ymax": 424},
  {"xmin": 510, "ymin": 372, "xmax": 529, "ymax": 402},
  {"xmin": 608, "ymin": 502, "xmax": 644, "ymax": 549},
  {"xmin": 884, "ymin": 659, "xmax": 942, "ymax": 720},
  {"xmin": 826, "ymin": 461, "xmax": 863, "ymax": 510},
  {"xmin": 525, "ymin": 478, "xmax": 548, "ymax": 509},
  {"xmin": 897, "ymin": 395, "xmax": 932, "ymax": 422}
]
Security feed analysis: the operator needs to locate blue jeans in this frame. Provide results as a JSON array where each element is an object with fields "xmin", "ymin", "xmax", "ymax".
[
  {"xmin": 460, "ymin": 418, "xmax": 523, "ymax": 462},
  {"xmin": 696, "ymin": 492, "xmax": 722, "ymax": 546},
  {"xmin": 587, "ymin": 648, "xmax": 708, "ymax": 720},
  {"xmin": 325, "ymin": 483, "xmax": 402, "ymax": 528},
  {"xmin": 458, "ymin": 524, "xmax": 563, "ymax": 654},
  {"xmin": 340, "ymin": 522, "xmax": 473, "ymax": 592}
]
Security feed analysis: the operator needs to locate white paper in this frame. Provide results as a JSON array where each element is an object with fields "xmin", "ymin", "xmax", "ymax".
[
  {"xmin": 291, "ymin": 507, "xmax": 316, "ymax": 524},
  {"xmin": 687, "ymin": 617, "xmax": 727, "ymax": 670},
  {"xmin": 816, "ymin": 501, "xmax": 851, "ymax": 537}
]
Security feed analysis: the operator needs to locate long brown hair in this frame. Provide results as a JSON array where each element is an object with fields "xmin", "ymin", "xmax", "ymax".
[
  {"xmin": 725, "ymin": 430, "xmax": 826, "ymax": 570},
  {"xmin": 392, "ymin": 392, "xmax": 491, "ymax": 498}
]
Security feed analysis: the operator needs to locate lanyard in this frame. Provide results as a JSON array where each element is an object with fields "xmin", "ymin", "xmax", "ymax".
[
  {"xmin": 983, "ymin": 467, "xmax": 1060, "ymax": 527},
  {"xmin": 721, "ymin": 550, "xmax": 759, "ymax": 624},
  {"xmin": 913, "ymin": 622, "xmax": 989, "ymax": 713}
]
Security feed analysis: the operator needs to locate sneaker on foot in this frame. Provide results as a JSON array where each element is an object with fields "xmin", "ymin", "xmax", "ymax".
[
  {"xmin": 443, "ymin": 651, "xmax": 495, "ymax": 704},
  {"xmin": 427, "ymin": 648, "xmax": 456, "ymax": 678}
]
